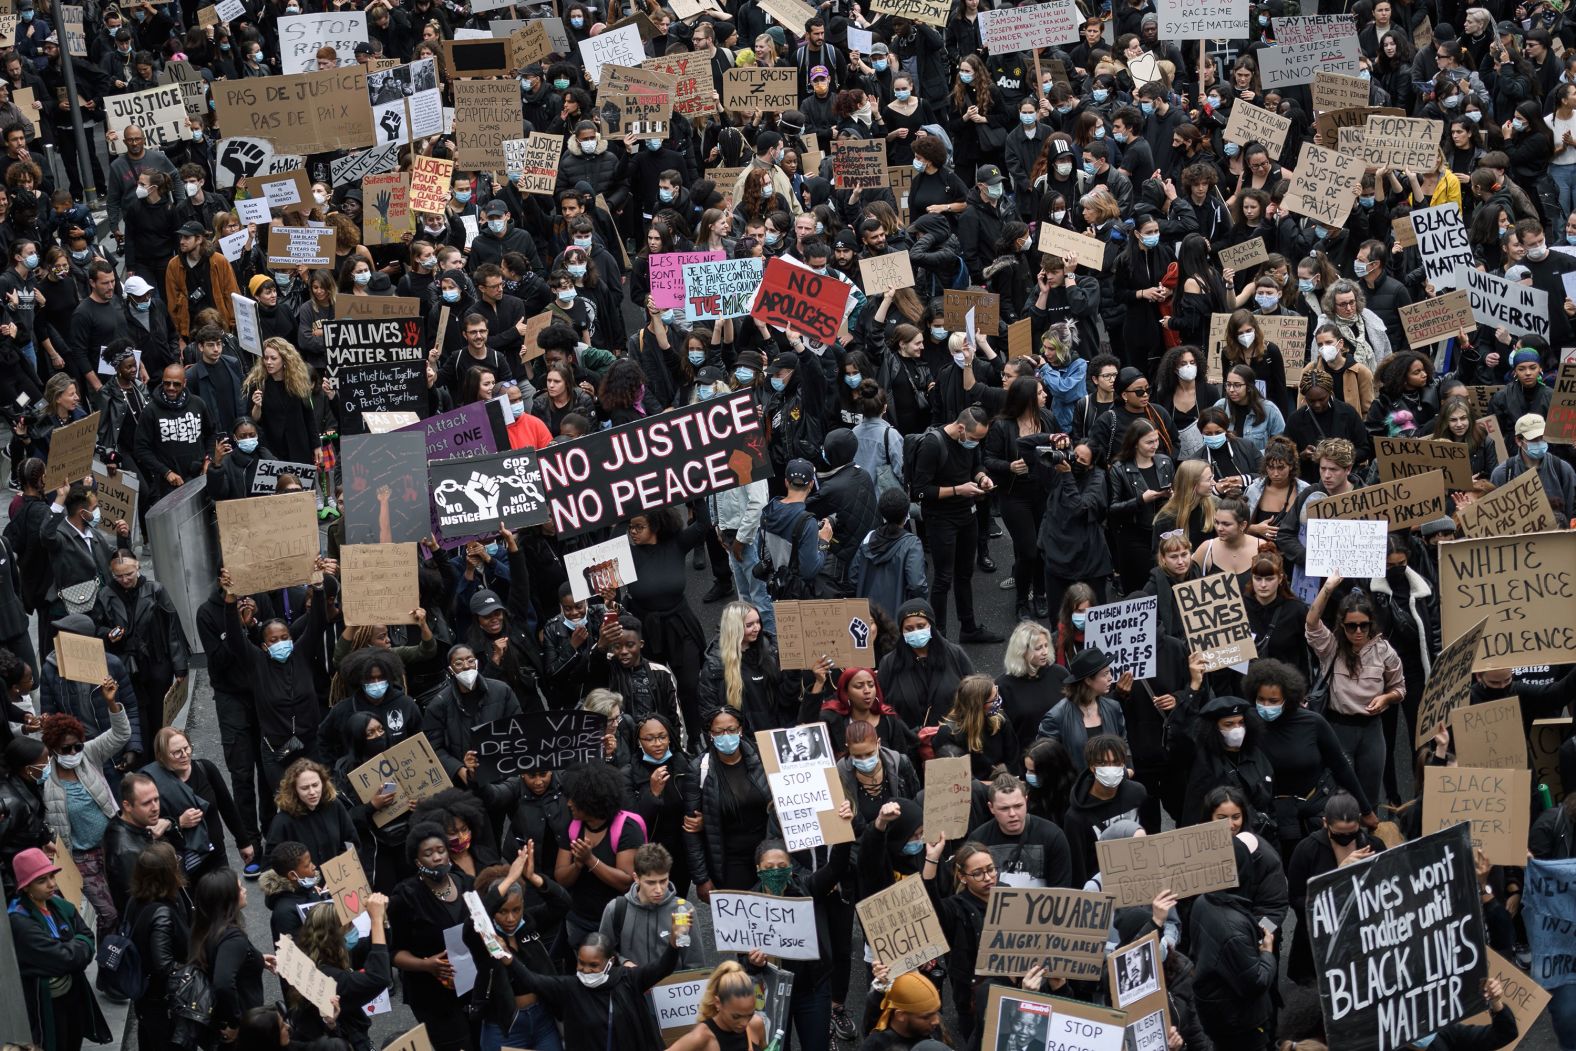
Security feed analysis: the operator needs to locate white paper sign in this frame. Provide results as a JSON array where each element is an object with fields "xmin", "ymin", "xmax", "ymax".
[
  {"xmin": 215, "ymin": 0, "xmax": 246, "ymax": 20},
  {"xmin": 1463, "ymin": 265, "xmax": 1550, "ymax": 339},
  {"xmin": 1083, "ymin": 596, "xmax": 1157, "ymax": 679},
  {"xmin": 441, "ymin": 923, "xmax": 477, "ymax": 996},
  {"xmin": 847, "ymin": 26, "xmax": 873, "ymax": 52},
  {"xmin": 562, "ymin": 534, "xmax": 639, "ymax": 602},
  {"xmin": 235, "ymin": 196, "xmax": 270, "ymax": 225},
  {"xmin": 648, "ymin": 972, "xmax": 708, "ymax": 1031},
  {"xmin": 578, "ymin": 24, "xmax": 643, "ymax": 84},
  {"xmin": 278, "ymin": 11, "xmax": 368, "ymax": 73},
  {"xmin": 1305, "ymin": 518, "xmax": 1388, "ymax": 579},
  {"xmin": 1410, "ymin": 205, "xmax": 1474, "ymax": 291},
  {"xmin": 232, "ymin": 292, "xmax": 261, "ymax": 355},
  {"xmin": 1153, "ymin": 0, "xmax": 1248, "ymax": 38},
  {"xmin": 218, "ymin": 229, "xmax": 249, "ymax": 262},
  {"xmin": 711, "ymin": 892, "xmax": 821, "ymax": 960},
  {"xmin": 767, "ymin": 767, "xmax": 838, "ymax": 852}
]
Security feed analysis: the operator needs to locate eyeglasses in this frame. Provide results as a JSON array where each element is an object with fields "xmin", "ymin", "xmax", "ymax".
[
  {"xmin": 1225, "ymin": 381, "xmax": 1248, "ymax": 390},
  {"xmin": 962, "ymin": 864, "xmax": 998, "ymax": 880},
  {"xmin": 168, "ymin": 745, "xmax": 192, "ymax": 758},
  {"xmin": 639, "ymin": 733, "xmax": 669, "ymax": 744},
  {"xmin": 1159, "ymin": 529, "xmax": 1185, "ymax": 541},
  {"xmin": 1342, "ymin": 620, "xmax": 1372, "ymax": 634}
]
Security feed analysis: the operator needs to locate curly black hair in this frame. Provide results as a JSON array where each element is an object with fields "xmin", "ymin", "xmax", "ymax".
[
  {"xmin": 404, "ymin": 821, "xmax": 449, "ymax": 866},
  {"xmin": 413, "ymin": 787, "xmax": 494, "ymax": 845},
  {"xmin": 1241, "ymin": 658, "xmax": 1307, "ymax": 707},
  {"xmin": 559, "ymin": 761, "xmax": 626, "ymax": 822},
  {"xmin": 339, "ymin": 646, "xmax": 406, "ymax": 690}
]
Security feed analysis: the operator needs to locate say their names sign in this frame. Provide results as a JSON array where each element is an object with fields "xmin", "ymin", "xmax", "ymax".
[
  {"xmin": 475, "ymin": 711, "xmax": 606, "ymax": 781},
  {"xmin": 975, "ymin": 886, "xmax": 1114, "ymax": 981},
  {"xmin": 1306, "ymin": 471, "xmax": 1446, "ymax": 531},
  {"xmin": 1223, "ymin": 102, "xmax": 1293, "ymax": 160},
  {"xmin": 1466, "ymin": 266, "xmax": 1550, "ymax": 339},
  {"xmin": 1422, "ymin": 766, "xmax": 1531, "ymax": 866},
  {"xmin": 751, "ymin": 257, "xmax": 851, "ymax": 342},
  {"xmin": 1410, "ymin": 206, "xmax": 1474, "ymax": 290},
  {"xmin": 1307, "ymin": 822, "xmax": 1487, "ymax": 1051},
  {"xmin": 1172, "ymin": 573, "xmax": 1258, "ymax": 671},
  {"xmin": 1375, "ymin": 436, "xmax": 1475, "ymax": 490},
  {"xmin": 1261, "ymin": 15, "xmax": 1360, "ymax": 87},
  {"xmin": 1083, "ymin": 595, "xmax": 1157, "ymax": 679},
  {"xmin": 977, "ymin": 0, "xmax": 1081, "ymax": 50},
  {"xmin": 1095, "ymin": 821, "xmax": 1238, "ymax": 907},
  {"xmin": 1439, "ymin": 532, "xmax": 1576, "ymax": 672},
  {"xmin": 1285, "ymin": 143, "xmax": 1366, "ymax": 229},
  {"xmin": 856, "ymin": 875, "xmax": 948, "ymax": 978},
  {"xmin": 534, "ymin": 389, "xmax": 769, "ymax": 537}
]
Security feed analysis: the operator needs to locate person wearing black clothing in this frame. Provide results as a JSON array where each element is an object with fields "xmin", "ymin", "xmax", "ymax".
[
  {"xmin": 985, "ymin": 377, "xmax": 1058, "ymax": 620},
  {"xmin": 126, "ymin": 841, "xmax": 190, "ymax": 1051},
  {"xmin": 1285, "ymin": 793, "xmax": 1387, "ymax": 982},
  {"xmin": 1060, "ymin": 735, "xmax": 1148, "ymax": 881},
  {"xmin": 687, "ymin": 707, "xmax": 773, "ymax": 896},
  {"xmin": 190, "ymin": 868, "xmax": 268, "ymax": 1046},
  {"xmin": 621, "ymin": 504, "xmax": 711, "ymax": 737},
  {"xmin": 465, "ymin": 851, "xmax": 571, "ymax": 1051},
  {"xmin": 422, "ymin": 645, "xmax": 522, "ymax": 787},
  {"xmin": 877, "ymin": 599, "xmax": 974, "ymax": 728},
  {"xmin": 1189, "ymin": 837, "xmax": 1279, "ymax": 1050},
  {"xmin": 260, "ymin": 841, "xmax": 332, "ymax": 944},
  {"xmin": 219, "ymin": 564, "xmax": 328, "ymax": 794},
  {"xmin": 135, "ymin": 363, "xmax": 215, "ymax": 506},
  {"xmin": 286, "ymin": 892, "xmax": 394, "ymax": 1051},
  {"xmin": 1088, "ymin": 367, "xmax": 1181, "ymax": 467},
  {"xmin": 910, "ymin": 405, "xmax": 1001, "ymax": 642},
  {"xmin": 512, "ymin": 929, "xmax": 680, "ymax": 1051},
  {"xmin": 390, "ymin": 824, "xmax": 476, "ymax": 1051},
  {"xmin": 195, "ymin": 583, "xmax": 269, "ymax": 866},
  {"xmin": 1171, "ymin": 690, "xmax": 1277, "ymax": 833},
  {"xmin": 967, "ymin": 772, "xmax": 1078, "ymax": 888},
  {"xmin": 1284, "ymin": 371, "xmax": 1372, "ymax": 483},
  {"xmin": 466, "ymin": 527, "xmax": 546, "ymax": 710}
]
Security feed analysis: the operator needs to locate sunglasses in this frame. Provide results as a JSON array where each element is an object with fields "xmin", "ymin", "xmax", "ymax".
[
  {"xmin": 1342, "ymin": 620, "xmax": 1372, "ymax": 634},
  {"xmin": 54, "ymin": 741, "xmax": 83, "ymax": 754}
]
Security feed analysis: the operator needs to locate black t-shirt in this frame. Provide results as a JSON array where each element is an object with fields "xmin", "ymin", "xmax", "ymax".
[
  {"xmin": 184, "ymin": 255, "xmax": 213, "ymax": 314},
  {"xmin": 567, "ymin": 816, "xmax": 645, "ymax": 923},
  {"xmin": 908, "ymin": 168, "xmax": 968, "ymax": 219}
]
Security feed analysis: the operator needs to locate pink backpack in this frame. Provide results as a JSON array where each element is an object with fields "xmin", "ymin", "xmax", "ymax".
[{"xmin": 569, "ymin": 809, "xmax": 648, "ymax": 847}]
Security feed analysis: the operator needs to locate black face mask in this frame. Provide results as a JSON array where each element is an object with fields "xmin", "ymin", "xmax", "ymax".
[
  {"xmin": 1328, "ymin": 829, "xmax": 1359, "ymax": 846},
  {"xmin": 1385, "ymin": 565, "xmax": 1408, "ymax": 585}
]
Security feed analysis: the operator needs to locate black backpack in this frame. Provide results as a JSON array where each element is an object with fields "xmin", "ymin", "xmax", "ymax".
[
  {"xmin": 758, "ymin": 510, "xmax": 819, "ymax": 600},
  {"xmin": 96, "ymin": 905, "xmax": 147, "ymax": 1001},
  {"xmin": 902, "ymin": 428, "xmax": 944, "ymax": 502},
  {"xmin": 167, "ymin": 959, "xmax": 216, "ymax": 1050}
]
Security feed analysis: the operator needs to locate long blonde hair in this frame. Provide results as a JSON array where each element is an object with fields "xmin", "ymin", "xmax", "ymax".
[
  {"xmin": 698, "ymin": 961, "xmax": 757, "ymax": 1023},
  {"xmin": 943, "ymin": 674, "xmax": 1003, "ymax": 753},
  {"xmin": 718, "ymin": 601, "xmax": 754, "ymax": 710},
  {"xmin": 246, "ymin": 337, "xmax": 314, "ymax": 400},
  {"xmin": 1158, "ymin": 459, "xmax": 1217, "ymax": 534}
]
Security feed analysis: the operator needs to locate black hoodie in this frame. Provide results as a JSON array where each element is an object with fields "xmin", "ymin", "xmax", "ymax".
[
  {"xmin": 1060, "ymin": 770, "xmax": 1148, "ymax": 880},
  {"xmin": 133, "ymin": 385, "xmax": 214, "ymax": 483}
]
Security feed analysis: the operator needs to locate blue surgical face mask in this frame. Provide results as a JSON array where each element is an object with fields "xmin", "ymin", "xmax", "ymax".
[
  {"xmin": 642, "ymin": 749, "xmax": 673, "ymax": 764},
  {"xmin": 844, "ymin": 373, "xmax": 862, "ymax": 388},
  {"xmin": 904, "ymin": 627, "xmax": 931, "ymax": 649},
  {"xmin": 959, "ymin": 71, "xmax": 974, "ymax": 84},
  {"xmin": 557, "ymin": 288, "xmax": 576, "ymax": 303},
  {"xmin": 1255, "ymin": 293, "xmax": 1279, "ymax": 309},
  {"xmin": 987, "ymin": 183, "xmax": 1003, "ymax": 199},
  {"xmin": 1358, "ymin": 196, "xmax": 1375, "ymax": 208},
  {"xmin": 236, "ymin": 437, "xmax": 259, "ymax": 453},
  {"xmin": 488, "ymin": 219, "xmax": 505, "ymax": 234},
  {"xmin": 567, "ymin": 263, "xmax": 587, "ymax": 278},
  {"xmin": 1353, "ymin": 260, "xmax": 1369, "ymax": 278},
  {"xmin": 554, "ymin": 77, "xmax": 571, "ymax": 90},
  {"xmin": 696, "ymin": 385, "xmax": 713, "ymax": 399},
  {"xmin": 353, "ymin": 271, "xmax": 371, "ymax": 286},
  {"xmin": 1091, "ymin": 88, "xmax": 1108, "ymax": 103},
  {"xmin": 646, "ymin": 139, "xmax": 663, "ymax": 151},
  {"xmin": 569, "ymin": 16, "xmax": 583, "ymax": 27},
  {"xmin": 1057, "ymin": 102, "xmax": 1072, "ymax": 114},
  {"xmin": 852, "ymin": 753, "xmax": 880, "ymax": 773},
  {"xmin": 1257, "ymin": 12, "xmax": 1268, "ymax": 24},
  {"xmin": 959, "ymin": 438, "xmax": 979, "ymax": 449},
  {"xmin": 1071, "ymin": 612, "xmax": 1087, "ymax": 631},
  {"xmin": 268, "ymin": 639, "xmax": 294, "ymax": 662},
  {"xmin": 659, "ymin": 188, "xmax": 675, "ymax": 203},
  {"xmin": 364, "ymin": 680, "xmax": 389, "ymax": 699},
  {"xmin": 1223, "ymin": 141, "xmax": 1241, "ymax": 157},
  {"xmin": 1527, "ymin": 439, "xmax": 1549, "ymax": 459},
  {"xmin": 22, "ymin": 253, "xmax": 37, "ymax": 269},
  {"xmin": 912, "ymin": 158, "xmax": 926, "ymax": 172},
  {"xmin": 901, "ymin": 839, "xmax": 926, "ymax": 855},
  {"xmin": 1513, "ymin": 118, "xmax": 1528, "ymax": 132},
  {"xmin": 20, "ymin": 9, "xmax": 33, "ymax": 20},
  {"xmin": 1020, "ymin": 111, "xmax": 1037, "ymax": 126},
  {"xmin": 1295, "ymin": 278, "xmax": 1315, "ymax": 294},
  {"xmin": 1467, "ymin": 109, "xmax": 1483, "ymax": 123},
  {"xmin": 875, "ymin": 59, "xmax": 888, "ymax": 71},
  {"xmin": 133, "ymin": 298, "xmax": 151, "ymax": 313},
  {"xmin": 688, "ymin": 349, "xmax": 705, "ymax": 365},
  {"xmin": 1083, "ymin": 161, "xmax": 1096, "ymax": 177},
  {"xmin": 564, "ymin": 615, "xmax": 587, "ymax": 630},
  {"xmin": 1359, "ymin": 68, "xmax": 1371, "ymax": 80},
  {"xmin": 1140, "ymin": 101, "xmax": 1155, "ymax": 116},
  {"xmin": 770, "ymin": 376, "xmax": 787, "ymax": 393},
  {"xmin": 1093, "ymin": 125, "xmax": 1106, "ymax": 140},
  {"xmin": 734, "ymin": 367, "xmax": 754, "ymax": 385},
  {"xmin": 1141, "ymin": 233, "xmax": 1160, "ymax": 248},
  {"xmin": 713, "ymin": 733, "xmax": 741, "ymax": 755},
  {"xmin": 765, "ymin": 231, "xmax": 782, "ymax": 245},
  {"xmin": 1025, "ymin": 771, "xmax": 1041, "ymax": 787},
  {"xmin": 1256, "ymin": 703, "xmax": 1284, "ymax": 722},
  {"xmin": 1203, "ymin": 432, "xmax": 1228, "ymax": 449},
  {"xmin": 1313, "ymin": 226, "xmax": 1328, "ymax": 239},
  {"xmin": 573, "ymin": 235, "xmax": 593, "ymax": 249},
  {"xmin": 930, "ymin": 326, "xmax": 948, "ymax": 341},
  {"xmin": 1112, "ymin": 131, "xmax": 1128, "ymax": 143},
  {"xmin": 453, "ymin": 190, "xmax": 472, "ymax": 204},
  {"xmin": 442, "ymin": 288, "xmax": 460, "ymax": 303}
]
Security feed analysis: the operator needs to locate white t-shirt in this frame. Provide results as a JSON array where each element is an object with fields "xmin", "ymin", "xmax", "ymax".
[{"xmin": 1548, "ymin": 111, "xmax": 1576, "ymax": 165}]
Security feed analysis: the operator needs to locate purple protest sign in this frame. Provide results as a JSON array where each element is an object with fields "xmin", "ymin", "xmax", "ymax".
[
  {"xmin": 650, "ymin": 250, "xmax": 724, "ymax": 310},
  {"xmin": 400, "ymin": 402, "xmax": 511, "ymax": 548}
]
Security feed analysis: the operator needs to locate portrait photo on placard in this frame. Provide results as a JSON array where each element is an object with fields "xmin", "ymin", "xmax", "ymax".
[
  {"xmin": 771, "ymin": 723, "xmax": 831, "ymax": 768},
  {"xmin": 1113, "ymin": 938, "xmax": 1160, "ymax": 1007},
  {"xmin": 993, "ymin": 994, "xmax": 1052, "ymax": 1051}
]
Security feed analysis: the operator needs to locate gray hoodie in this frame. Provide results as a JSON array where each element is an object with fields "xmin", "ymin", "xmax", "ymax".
[{"xmin": 597, "ymin": 880, "xmax": 704, "ymax": 969}]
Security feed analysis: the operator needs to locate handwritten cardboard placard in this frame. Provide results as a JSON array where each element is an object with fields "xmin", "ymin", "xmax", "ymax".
[
  {"xmin": 216, "ymin": 491, "xmax": 319, "ymax": 595},
  {"xmin": 1223, "ymin": 102, "xmax": 1292, "ymax": 160},
  {"xmin": 1374, "ymin": 435, "xmax": 1475, "ymax": 490},
  {"xmin": 339, "ymin": 295, "xmax": 426, "ymax": 320},
  {"xmin": 1465, "ymin": 265, "xmax": 1550, "ymax": 341},
  {"xmin": 1095, "ymin": 821, "xmax": 1237, "ymax": 907},
  {"xmin": 40, "ymin": 411, "xmax": 101, "ymax": 491},
  {"xmin": 832, "ymin": 137, "xmax": 887, "ymax": 189},
  {"xmin": 756, "ymin": 723, "xmax": 852, "ymax": 852},
  {"xmin": 711, "ymin": 892, "xmax": 820, "ymax": 959},
  {"xmin": 859, "ymin": 250, "xmax": 915, "ymax": 293},
  {"xmin": 1451, "ymin": 696, "xmax": 1528, "ymax": 770},
  {"xmin": 1306, "ymin": 471, "xmax": 1445, "ymax": 531},
  {"xmin": 1037, "ymin": 223, "xmax": 1105, "ymax": 270},
  {"xmin": 452, "ymin": 78, "xmax": 520, "ymax": 168},
  {"xmin": 408, "ymin": 154, "xmax": 454, "ymax": 215},
  {"xmin": 1422, "ymin": 765, "xmax": 1530, "ymax": 866},
  {"xmin": 943, "ymin": 288, "xmax": 1001, "ymax": 330},
  {"xmin": 1456, "ymin": 469, "xmax": 1557, "ymax": 538},
  {"xmin": 1414, "ymin": 616, "xmax": 1490, "ymax": 745},
  {"xmin": 214, "ymin": 66, "xmax": 375, "ymax": 155},
  {"xmin": 1218, "ymin": 236, "xmax": 1268, "ymax": 272},
  {"xmin": 1361, "ymin": 114, "xmax": 1443, "ymax": 171},
  {"xmin": 1083, "ymin": 595, "xmax": 1157, "ymax": 679},
  {"xmin": 275, "ymin": 934, "xmax": 338, "ymax": 1017},
  {"xmin": 1284, "ymin": 142, "xmax": 1366, "ymax": 229},
  {"xmin": 921, "ymin": 755, "xmax": 972, "ymax": 841},
  {"xmin": 975, "ymin": 886, "xmax": 1114, "ymax": 980},
  {"xmin": 1547, "ymin": 361, "xmax": 1576, "ymax": 444},
  {"xmin": 319, "ymin": 848, "xmax": 372, "ymax": 924},
  {"xmin": 1400, "ymin": 289, "xmax": 1474, "ymax": 347},
  {"xmin": 774, "ymin": 599, "xmax": 875, "ymax": 670},
  {"xmin": 1466, "ymin": 947, "xmax": 1551, "ymax": 1050},
  {"xmin": 1172, "ymin": 573, "xmax": 1258, "ymax": 671},
  {"xmin": 266, "ymin": 226, "xmax": 334, "ymax": 268},
  {"xmin": 361, "ymin": 171, "xmax": 411, "ymax": 246},
  {"xmin": 1304, "ymin": 518, "xmax": 1388, "ymax": 578},
  {"xmin": 1313, "ymin": 70, "xmax": 1370, "ymax": 113},
  {"xmin": 1410, "ymin": 205, "xmax": 1474, "ymax": 291},
  {"xmin": 750, "ymin": 257, "xmax": 850, "ymax": 342},
  {"xmin": 340, "ymin": 543, "xmax": 419, "ymax": 626},
  {"xmin": 1261, "ymin": 15, "xmax": 1360, "ymax": 87},
  {"xmin": 856, "ymin": 874, "xmax": 949, "ymax": 978},
  {"xmin": 347, "ymin": 731, "xmax": 451, "ymax": 825},
  {"xmin": 867, "ymin": 0, "xmax": 949, "ymax": 26},
  {"xmin": 55, "ymin": 631, "xmax": 109, "ymax": 685}
]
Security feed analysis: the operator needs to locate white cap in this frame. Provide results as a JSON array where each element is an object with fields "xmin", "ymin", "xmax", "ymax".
[{"xmin": 123, "ymin": 276, "xmax": 153, "ymax": 296}]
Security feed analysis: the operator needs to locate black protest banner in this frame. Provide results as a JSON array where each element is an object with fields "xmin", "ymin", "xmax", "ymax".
[
  {"xmin": 534, "ymin": 388, "xmax": 770, "ymax": 537},
  {"xmin": 475, "ymin": 710, "xmax": 606, "ymax": 781},
  {"xmin": 337, "ymin": 363, "xmax": 424, "ymax": 436},
  {"xmin": 427, "ymin": 447, "xmax": 551, "ymax": 537},
  {"xmin": 321, "ymin": 316, "xmax": 425, "ymax": 378},
  {"xmin": 1308, "ymin": 822, "xmax": 1487, "ymax": 1051}
]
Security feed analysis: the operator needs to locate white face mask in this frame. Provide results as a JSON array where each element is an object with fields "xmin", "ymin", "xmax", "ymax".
[
  {"xmin": 184, "ymin": 181, "xmax": 200, "ymax": 196},
  {"xmin": 1221, "ymin": 726, "xmax": 1247, "ymax": 748},
  {"xmin": 313, "ymin": 190, "xmax": 327, "ymax": 206},
  {"xmin": 1318, "ymin": 343, "xmax": 1340, "ymax": 363},
  {"xmin": 454, "ymin": 668, "xmax": 479, "ymax": 688},
  {"xmin": 1177, "ymin": 363, "xmax": 1198, "ymax": 382},
  {"xmin": 55, "ymin": 751, "xmax": 84, "ymax": 769},
  {"xmin": 577, "ymin": 968, "xmax": 610, "ymax": 988},
  {"xmin": 1237, "ymin": 331, "xmax": 1256, "ymax": 348},
  {"xmin": 1093, "ymin": 765, "xmax": 1124, "ymax": 788}
]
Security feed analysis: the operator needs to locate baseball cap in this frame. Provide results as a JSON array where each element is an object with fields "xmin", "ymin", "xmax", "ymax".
[
  {"xmin": 785, "ymin": 458, "xmax": 816, "ymax": 485},
  {"xmin": 483, "ymin": 199, "xmax": 508, "ymax": 217},
  {"xmin": 177, "ymin": 220, "xmax": 206, "ymax": 238},
  {"xmin": 1515, "ymin": 413, "xmax": 1546, "ymax": 440},
  {"xmin": 977, "ymin": 164, "xmax": 1005, "ymax": 186},
  {"xmin": 870, "ymin": 42, "xmax": 889, "ymax": 54},
  {"xmin": 810, "ymin": 64, "xmax": 830, "ymax": 81},
  {"xmin": 123, "ymin": 275, "xmax": 153, "ymax": 297},
  {"xmin": 470, "ymin": 590, "xmax": 505, "ymax": 616}
]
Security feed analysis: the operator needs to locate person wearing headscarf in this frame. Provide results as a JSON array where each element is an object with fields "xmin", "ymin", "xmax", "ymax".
[
  {"xmin": 861, "ymin": 970, "xmax": 945, "ymax": 1051},
  {"xmin": 876, "ymin": 599, "xmax": 973, "ymax": 729}
]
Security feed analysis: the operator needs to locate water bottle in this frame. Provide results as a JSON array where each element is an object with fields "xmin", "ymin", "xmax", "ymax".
[
  {"xmin": 764, "ymin": 1028, "xmax": 785, "ymax": 1051},
  {"xmin": 672, "ymin": 898, "xmax": 693, "ymax": 947}
]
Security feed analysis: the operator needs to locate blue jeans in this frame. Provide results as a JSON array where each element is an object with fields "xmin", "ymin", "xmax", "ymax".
[
  {"xmin": 481, "ymin": 1001, "xmax": 563, "ymax": 1051},
  {"xmin": 1550, "ymin": 982, "xmax": 1576, "ymax": 1050},
  {"xmin": 728, "ymin": 540, "xmax": 776, "ymax": 636},
  {"xmin": 1554, "ymin": 163, "xmax": 1576, "ymax": 226}
]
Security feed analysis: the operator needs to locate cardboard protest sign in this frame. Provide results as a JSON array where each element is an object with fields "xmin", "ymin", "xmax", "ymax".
[
  {"xmin": 506, "ymin": 132, "xmax": 561, "ymax": 195},
  {"xmin": 1374, "ymin": 436, "xmax": 1475, "ymax": 490},
  {"xmin": 341, "ymin": 431, "xmax": 431, "ymax": 544},
  {"xmin": 91, "ymin": 464, "xmax": 138, "ymax": 544},
  {"xmin": 600, "ymin": 85, "xmax": 669, "ymax": 137},
  {"xmin": 319, "ymin": 848, "xmax": 372, "ymax": 925},
  {"xmin": 1467, "ymin": 947, "xmax": 1551, "ymax": 1049},
  {"xmin": 427, "ymin": 447, "xmax": 551, "ymax": 536},
  {"xmin": 1422, "ymin": 765, "xmax": 1531, "ymax": 865},
  {"xmin": 648, "ymin": 970, "xmax": 712, "ymax": 1046},
  {"xmin": 214, "ymin": 66, "xmax": 375, "ymax": 154},
  {"xmin": 277, "ymin": 10, "xmax": 367, "ymax": 71},
  {"xmin": 639, "ymin": 53, "xmax": 708, "ymax": 116},
  {"xmin": 216, "ymin": 491, "xmax": 319, "ymax": 595},
  {"xmin": 249, "ymin": 460, "xmax": 318, "ymax": 496},
  {"xmin": 975, "ymin": 886, "xmax": 1114, "ymax": 980},
  {"xmin": 1154, "ymin": 0, "xmax": 1247, "ymax": 37},
  {"xmin": 383, "ymin": 1024, "xmax": 434, "ymax": 1051},
  {"xmin": 683, "ymin": 257, "xmax": 764, "ymax": 322},
  {"xmin": 1451, "ymin": 696, "xmax": 1528, "ymax": 770},
  {"xmin": 977, "ymin": 0, "xmax": 1080, "ymax": 49},
  {"xmin": 650, "ymin": 250, "xmax": 725, "ymax": 310},
  {"xmin": 1305, "ymin": 518, "xmax": 1388, "ymax": 578},
  {"xmin": 1083, "ymin": 595, "xmax": 1157, "ymax": 679},
  {"xmin": 751, "ymin": 257, "xmax": 851, "ymax": 341},
  {"xmin": 1413, "ymin": 617, "xmax": 1489, "ymax": 746},
  {"xmin": 475, "ymin": 711, "xmax": 606, "ymax": 782},
  {"xmin": 1316, "ymin": 103, "xmax": 1403, "ymax": 143},
  {"xmin": 1261, "ymin": 15, "xmax": 1361, "ymax": 86},
  {"xmin": 1531, "ymin": 717, "xmax": 1571, "ymax": 800},
  {"xmin": 856, "ymin": 874, "xmax": 948, "ymax": 978},
  {"xmin": 1410, "ymin": 206, "xmax": 1473, "ymax": 290},
  {"xmin": 1218, "ymin": 236, "xmax": 1269, "ymax": 272},
  {"xmin": 1306, "ymin": 472, "xmax": 1446, "ymax": 531},
  {"xmin": 1466, "ymin": 266, "xmax": 1549, "ymax": 339},
  {"xmin": 1284, "ymin": 142, "xmax": 1366, "ymax": 228},
  {"xmin": 1307, "ymin": 822, "xmax": 1487, "ymax": 1051},
  {"xmin": 711, "ymin": 893, "xmax": 821, "ymax": 959},
  {"xmin": 758, "ymin": 723, "xmax": 853, "ymax": 852},
  {"xmin": 1392, "ymin": 213, "xmax": 1419, "ymax": 247},
  {"xmin": 723, "ymin": 66, "xmax": 798, "ymax": 110},
  {"xmin": 408, "ymin": 154, "xmax": 454, "ymax": 215},
  {"xmin": 1313, "ymin": 70, "xmax": 1370, "ymax": 112},
  {"xmin": 1037, "ymin": 223, "xmax": 1106, "ymax": 270},
  {"xmin": 832, "ymin": 138, "xmax": 887, "ymax": 189},
  {"xmin": 338, "ymin": 295, "xmax": 426, "ymax": 320},
  {"xmin": 451, "ymin": 78, "xmax": 520, "ymax": 168},
  {"xmin": 346, "ymin": 732, "xmax": 450, "ymax": 825},
  {"xmin": 40, "ymin": 411, "xmax": 100, "ymax": 491},
  {"xmin": 1108, "ymin": 932, "xmax": 1173, "ymax": 1050},
  {"xmin": 1523, "ymin": 857, "xmax": 1576, "ymax": 994},
  {"xmin": 980, "ymin": 988, "xmax": 1127, "ymax": 1051},
  {"xmin": 1400, "ymin": 289, "xmax": 1474, "ymax": 347},
  {"xmin": 944, "ymin": 289, "xmax": 1001, "ymax": 331},
  {"xmin": 55, "ymin": 631, "xmax": 108, "ymax": 685},
  {"xmin": 441, "ymin": 37, "xmax": 512, "ymax": 76},
  {"xmin": 266, "ymin": 227, "xmax": 334, "ymax": 268},
  {"xmin": 535, "ymin": 389, "xmax": 768, "ymax": 537},
  {"xmin": 361, "ymin": 171, "xmax": 411, "ymax": 246},
  {"xmin": 340, "ymin": 544, "xmax": 419, "ymax": 627},
  {"xmin": 505, "ymin": 21, "xmax": 555, "ymax": 67},
  {"xmin": 1095, "ymin": 821, "xmax": 1237, "ymax": 907},
  {"xmin": 1456, "ymin": 469, "xmax": 1558, "ymax": 538},
  {"xmin": 276, "ymin": 935, "xmax": 337, "ymax": 1017},
  {"xmin": 1172, "ymin": 573, "xmax": 1258, "ymax": 672},
  {"xmin": 922, "ymin": 756, "xmax": 973, "ymax": 841},
  {"xmin": 1440, "ymin": 532, "xmax": 1576, "ymax": 672},
  {"xmin": 1361, "ymin": 114, "xmax": 1443, "ymax": 170},
  {"xmin": 860, "ymin": 250, "xmax": 916, "ymax": 293},
  {"xmin": 50, "ymin": 837, "xmax": 82, "ymax": 907},
  {"xmin": 1223, "ymin": 102, "xmax": 1292, "ymax": 160},
  {"xmin": 106, "ymin": 83, "xmax": 187, "ymax": 154},
  {"xmin": 774, "ymin": 599, "xmax": 875, "ymax": 670}
]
